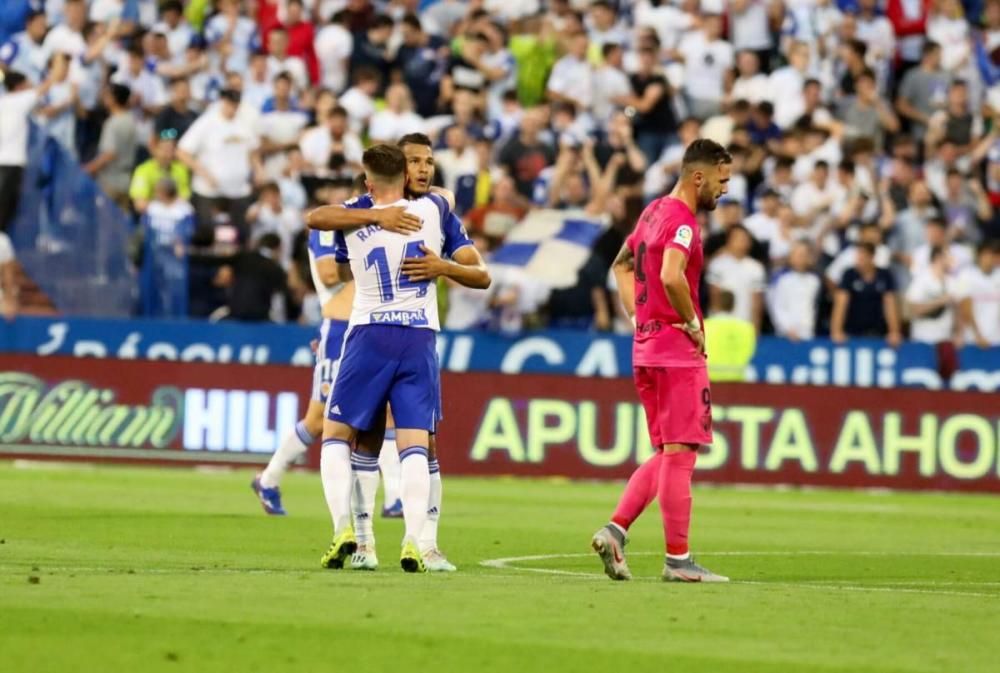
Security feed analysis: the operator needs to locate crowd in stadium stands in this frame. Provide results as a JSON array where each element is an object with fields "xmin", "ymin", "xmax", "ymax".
[{"xmin": 0, "ymin": 0, "xmax": 998, "ymax": 349}]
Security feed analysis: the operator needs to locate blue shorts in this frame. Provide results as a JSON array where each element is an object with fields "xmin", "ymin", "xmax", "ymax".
[
  {"xmin": 328, "ymin": 325, "xmax": 438, "ymax": 432},
  {"xmin": 310, "ymin": 319, "xmax": 349, "ymax": 403}
]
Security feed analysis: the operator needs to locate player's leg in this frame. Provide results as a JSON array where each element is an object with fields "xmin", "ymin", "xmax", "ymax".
[
  {"xmin": 419, "ymin": 433, "xmax": 455, "ymax": 571},
  {"xmin": 389, "ymin": 329, "xmax": 438, "ymax": 573},
  {"xmin": 253, "ymin": 400, "xmax": 323, "ymax": 514},
  {"xmin": 252, "ymin": 331, "xmax": 330, "ymax": 514},
  {"xmin": 592, "ymin": 367, "xmax": 663, "ymax": 580},
  {"xmin": 350, "ymin": 409, "xmax": 386, "ymax": 570},
  {"xmin": 419, "ymin": 374, "xmax": 456, "ymax": 571},
  {"xmin": 378, "ymin": 406, "xmax": 402, "ymax": 517},
  {"xmin": 658, "ymin": 367, "xmax": 728, "ymax": 583},
  {"xmin": 320, "ymin": 327, "xmax": 394, "ymax": 569}
]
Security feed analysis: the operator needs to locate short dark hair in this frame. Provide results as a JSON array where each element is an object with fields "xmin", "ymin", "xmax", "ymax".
[
  {"xmin": 856, "ymin": 242, "xmax": 877, "ymax": 257},
  {"xmin": 397, "ymin": 133, "xmax": 433, "ymax": 150},
  {"xmin": 109, "ymin": 83, "xmax": 132, "ymax": 107},
  {"xmin": 681, "ymin": 139, "xmax": 732, "ymax": 171},
  {"xmin": 258, "ymin": 233, "xmax": 282, "ymax": 251},
  {"xmin": 273, "ymin": 71, "xmax": 293, "ymax": 84},
  {"xmin": 848, "ymin": 39, "xmax": 867, "ymax": 58},
  {"xmin": 402, "ymin": 13, "xmax": 421, "ymax": 30},
  {"xmin": 4, "ymin": 71, "xmax": 27, "ymax": 91},
  {"xmin": 601, "ymin": 42, "xmax": 621, "ymax": 59},
  {"xmin": 926, "ymin": 218, "xmax": 947, "ymax": 229},
  {"xmin": 371, "ymin": 14, "xmax": 394, "ymax": 31},
  {"xmin": 160, "ymin": 0, "xmax": 183, "ymax": 13},
  {"xmin": 330, "ymin": 105, "xmax": 348, "ymax": 118},
  {"xmin": 857, "ymin": 67, "xmax": 876, "ymax": 81},
  {"xmin": 362, "ymin": 144, "xmax": 407, "ymax": 181},
  {"xmin": 922, "ymin": 41, "xmax": 941, "ymax": 58},
  {"xmin": 354, "ymin": 66, "xmax": 381, "ymax": 85},
  {"xmin": 714, "ymin": 289, "xmax": 736, "ymax": 313}
]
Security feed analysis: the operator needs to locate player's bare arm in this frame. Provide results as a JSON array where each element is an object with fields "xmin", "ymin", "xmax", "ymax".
[
  {"xmin": 305, "ymin": 205, "xmax": 421, "ymax": 234},
  {"xmin": 401, "ymin": 245, "xmax": 491, "ymax": 289},
  {"xmin": 661, "ymin": 247, "xmax": 705, "ymax": 356},
  {"xmin": 612, "ymin": 242, "xmax": 636, "ymax": 320}
]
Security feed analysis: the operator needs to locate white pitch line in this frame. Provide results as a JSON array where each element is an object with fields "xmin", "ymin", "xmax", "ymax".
[{"xmin": 479, "ymin": 551, "xmax": 1000, "ymax": 598}]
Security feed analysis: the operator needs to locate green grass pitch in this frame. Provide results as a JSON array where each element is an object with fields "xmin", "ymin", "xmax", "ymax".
[{"xmin": 1, "ymin": 461, "xmax": 998, "ymax": 673}]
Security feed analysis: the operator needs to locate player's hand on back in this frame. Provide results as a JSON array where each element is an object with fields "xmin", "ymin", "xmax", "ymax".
[
  {"xmin": 401, "ymin": 245, "xmax": 449, "ymax": 282},
  {"xmin": 673, "ymin": 323, "xmax": 707, "ymax": 358},
  {"xmin": 376, "ymin": 206, "xmax": 422, "ymax": 234}
]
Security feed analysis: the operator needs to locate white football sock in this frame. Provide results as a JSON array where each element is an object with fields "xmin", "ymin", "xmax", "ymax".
[
  {"xmin": 260, "ymin": 420, "xmax": 314, "ymax": 488},
  {"xmin": 419, "ymin": 459, "xmax": 442, "ymax": 554},
  {"xmin": 320, "ymin": 439, "xmax": 352, "ymax": 534},
  {"xmin": 378, "ymin": 431, "xmax": 401, "ymax": 506},
  {"xmin": 399, "ymin": 446, "xmax": 430, "ymax": 546},
  {"xmin": 351, "ymin": 451, "xmax": 380, "ymax": 545}
]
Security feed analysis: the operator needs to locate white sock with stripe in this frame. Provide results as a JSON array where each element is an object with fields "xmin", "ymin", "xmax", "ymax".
[
  {"xmin": 378, "ymin": 429, "xmax": 401, "ymax": 506},
  {"xmin": 320, "ymin": 439, "xmax": 353, "ymax": 534},
  {"xmin": 260, "ymin": 420, "xmax": 314, "ymax": 488},
  {"xmin": 398, "ymin": 446, "xmax": 430, "ymax": 546},
  {"xmin": 419, "ymin": 459, "xmax": 442, "ymax": 554},
  {"xmin": 351, "ymin": 451, "xmax": 380, "ymax": 546}
]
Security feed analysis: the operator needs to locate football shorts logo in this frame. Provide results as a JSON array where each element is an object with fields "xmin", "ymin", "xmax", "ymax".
[
  {"xmin": 319, "ymin": 231, "xmax": 335, "ymax": 246},
  {"xmin": 674, "ymin": 225, "xmax": 693, "ymax": 248}
]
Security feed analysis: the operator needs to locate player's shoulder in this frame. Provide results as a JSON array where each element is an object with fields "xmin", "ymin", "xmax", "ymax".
[{"xmin": 345, "ymin": 193, "xmax": 374, "ymax": 209}]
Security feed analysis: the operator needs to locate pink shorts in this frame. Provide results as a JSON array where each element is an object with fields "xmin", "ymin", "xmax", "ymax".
[{"xmin": 634, "ymin": 366, "xmax": 712, "ymax": 448}]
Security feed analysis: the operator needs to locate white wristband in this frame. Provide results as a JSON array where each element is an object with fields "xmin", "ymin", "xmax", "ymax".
[{"xmin": 685, "ymin": 317, "xmax": 700, "ymax": 332}]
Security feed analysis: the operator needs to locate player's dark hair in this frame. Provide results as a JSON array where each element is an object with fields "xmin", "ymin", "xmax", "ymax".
[
  {"xmin": 362, "ymin": 144, "xmax": 407, "ymax": 181},
  {"xmin": 371, "ymin": 14, "xmax": 395, "ymax": 31},
  {"xmin": 713, "ymin": 289, "xmax": 736, "ymax": 313},
  {"xmin": 402, "ymin": 13, "xmax": 422, "ymax": 30},
  {"xmin": 258, "ymin": 233, "xmax": 282, "ymax": 251},
  {"xmin": 681, "ymin": 139, "xmax": 732, "ymax": 171},
  {"xmin": 109, "ymin": 83, "xmax": 132, "ymax": 107},
  {"xmin": 4, "ymin": 71, "xmax": 28, "ymax": 91},
  {"xmin": 397, "ymin": 133, "xmax": 433, "ymax": 150}
]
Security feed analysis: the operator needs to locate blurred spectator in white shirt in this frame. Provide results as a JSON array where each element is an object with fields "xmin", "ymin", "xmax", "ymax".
[
  {"xmin": 707, "ymin": 225, "xmax": 766, "ymax": 332},
  {"xmin": 730, "ymin": 50, "xmax": 770, "ymax": 105},
  {"xmin": 768, "ymin": 241, "xmax": 821, "ymax": 340},
  {"xmin": 546, "ymin": 30, "xmax": 592, "ymax": 112},
  {"xmin": 591, "ymin": 43, "xmax": 631, "ymax": 125},
  {"xmin": 299, "ymin": 106, "xmax": 363, "ymax": 178},
  {"xmin": 678, "ymin": 14, "xmax": 733, "ymax": 120},
  {"xmin": 956, "ymin": 242, "xmax": 1000, "ymax": 347},
  {"xmin": 339, "ymin": 66, "xmax": 380, "ymax": 134},
  {"xmin": 247, "ymin": 182, "xmax": 302, "ymax": 269},
  {"xmin": 905, "ymin": 245, "xmax": 960, "ymax": 344},
  {"xmin": 909, "ymin": 219, "xmax": 973, "ymax": 277},
  {"xmin": 368, "ymin": 83, "xmax": 425, "ymax": 144}
]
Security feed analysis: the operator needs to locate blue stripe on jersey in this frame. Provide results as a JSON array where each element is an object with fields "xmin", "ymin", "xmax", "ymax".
[
  {"xmin": 442, "ymin": 212, "xmax": 473, "ymax": 258},
  {"xmin": 336, "ymin": 194, "xmax": 374, "ymax": 262},
  {"xmin": 308, "ymin": 229, "xmax": 339, "ymax": 259}
]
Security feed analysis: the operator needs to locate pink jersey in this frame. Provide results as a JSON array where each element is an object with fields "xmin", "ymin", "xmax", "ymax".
[{"xmin": 626, "ymin": 196, "xmax": 704, "ymax": 368}]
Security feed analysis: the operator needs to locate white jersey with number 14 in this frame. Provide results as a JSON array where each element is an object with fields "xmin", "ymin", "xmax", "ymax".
[{"xmin": 334, "ymin": 192, "xmax": 472, "ymax": 331}]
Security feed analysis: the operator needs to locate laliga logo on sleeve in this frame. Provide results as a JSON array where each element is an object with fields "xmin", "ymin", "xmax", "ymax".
[{"xmin": 674, "ymin": 225, "xmax": 693, "ymax": 249}]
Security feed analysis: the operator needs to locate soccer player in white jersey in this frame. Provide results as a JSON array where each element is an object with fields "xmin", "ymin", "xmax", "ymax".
[{"xmin": 307, "ymin": 145, "xmax": 489, "ymax": 572}]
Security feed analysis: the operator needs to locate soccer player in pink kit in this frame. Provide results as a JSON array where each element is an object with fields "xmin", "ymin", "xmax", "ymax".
[{"xmin": 592, "ymin": 139, "xmax": 732, "ymax": 582}]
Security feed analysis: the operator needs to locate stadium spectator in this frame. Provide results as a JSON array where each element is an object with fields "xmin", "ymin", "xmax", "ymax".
[
  {"xmin": 831, "ymin": 242, "xmax": 903, "ymax": 345},
  {"xmin": 177, "ymin": 87, "xmax": 262, "ymax": 239},
  {"xmin": 139, "ymin": 178, "xmax": 195, "ymax": 318},
  {"xmin": 707, "ymin": 225, "xmax": 766, "ymax": 333},
  {"xmin": 677, "ymin": 13, "xmax": 733, "ymax": 120},
  {"xmin": 498, "ymin": 107, "xmax": 555, "ymax": 198},
  {"xmin": 154, "ymin": 78, "xmax": 199, "ymax": 144},
  {"xmin": 314, "ymin": 10, "xmax": 353, "ymax": 94},
  {"xmin": 130, "ymin": 132, "xmax": 191, "ymax": 213},
  {"xmin": 628, "ymin": 42, "xmax": 677, "ymax": 165},
  {"xmin": 349, "ymin": 14, "xmax": 394, "ymax": 90},
  {"xmin": 545, "ymin": 27, "xmax": 592, "ymax": 113},
  {"xmin": 895, "ymin": 41, "xmax": 950, "ymax": 139},
  {"xmin": 368, "ymin": 83, "xmax": 425, "ymax": 145},
  {"xmin": 246, "ymin": 182, "xmax": 302, "ymax": 270},
  {"xmin": 0, "ymin": 229, "xmax": 18, "ymax": 320},
  {"xmin": 768, "ymin": 241, "xmax": 821, "ymax": 341},
  {"xmin": 956, "ymin": 242, "xmax": 1000, "ymax": 347},
  {"xmin": 299, "ymin": 105, "xmax": 363, "ymax": 179},
  {"xmin": 704, "ymin": 289, "xmax": 757, "ymax": 382},
  {"xmin": 85, "ymin": 83, "xmax": 138, "ymax": 211},
  {"xmin": 0, "ymin": 10, "xmax": 48, "ymax": 85},
  {"xmin": 0, "ymin": 63, "xmax": 66, "ymax": 230},
  {"xmin": 216, "ymin": 232, "xmax": 289, "ymax": 322},
  {"xmin": 905, "ymin": 245, "xmax": 960, "ymax": 345}
]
